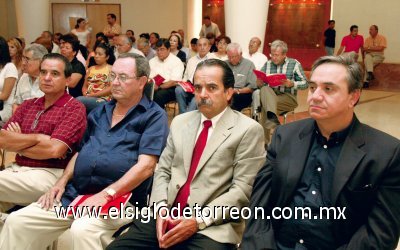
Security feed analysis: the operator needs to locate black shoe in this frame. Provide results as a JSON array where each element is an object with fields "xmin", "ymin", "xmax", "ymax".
[
  {"xmin": 363, "ymin": 82, "xmax": 369, "ymax": 88},
  {"xmin": 367, "ymin": 72, "xmax": 375, "ymax": 81}
]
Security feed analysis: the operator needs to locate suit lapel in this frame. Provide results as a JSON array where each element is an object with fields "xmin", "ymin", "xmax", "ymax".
[
  {"xmin": 183, "ymin": 113, "xmax": 201, "ymax": 176},
  {"xmin": 280, "ymin": 120, "xmax": 314, "ymax": 206},
  {"xmin": 331, "ymin": 118, "xmax": 366, "ymax": 204},
  {"xmin": 193, "ymin": 108, "xmax": 235, "ymax": 178}
]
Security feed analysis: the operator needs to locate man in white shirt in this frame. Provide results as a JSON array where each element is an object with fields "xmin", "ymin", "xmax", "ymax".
[
  {"xmin": 13, "ymin": 44, "xmax": 48, "ymax": 113},
  {"xmin": 175, "ymin": 38, "xmax": 211, "ymax": 114},
  {"xmin": 243, "ymin": 37, "xmax": 268, "ymax": 70},
  {"xmin": 150, "ymin": 39, "xmax": 184, "ymax": 109},
  {"xmin": 114, "ymin": 35, "xmax": 144, "ymax": 59}
]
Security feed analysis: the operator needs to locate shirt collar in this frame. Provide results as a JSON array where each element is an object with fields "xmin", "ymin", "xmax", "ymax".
[
  {"xmin": 314, "ymin": 115, "xmax": 356, "ymax": 146},
  {"xmin": 34, "ymin": 91, "xmax": 73, "ymax": 108},
  {"xmin": 200, "ymin": 107, "xmax": 228, "ymax": 130},
  {"xmin": 196, "ymin": 52, "xmax": 210, "ymax": 60}
]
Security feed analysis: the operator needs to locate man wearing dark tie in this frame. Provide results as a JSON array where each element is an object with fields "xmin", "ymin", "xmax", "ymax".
[
  {"xmin": 242, "ymin": 55, "xmax": 400, "ymax": 249},
  {"xmin": 107, "ymin": 59, "xmax": 266, "ymax": 249}
]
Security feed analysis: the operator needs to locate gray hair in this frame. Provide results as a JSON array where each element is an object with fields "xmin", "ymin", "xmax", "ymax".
[
  {"xmin": 270, "ymin": 40, "xmax": 288, "ymax": 54},
  {"xmin": 25, "ymin": 43, "xmax": 48, "ymax": 60},
  {"xmin": 226, "ymin": 42, "xmax": 242, "ymax": 53},
  {"xmin": 119, "ymin": 34, "xmax": 132, "ymax": 45},
  {"xmin": 137, "ymin": 37, "xmax": 149, "ymax": 47},
  {"xmin": 117, "ymin": 53, "xmax": 150, "ymax": 78},
  {"xmin": 311, "ymin": 55, "xmax": 363, "ymax": 92}
]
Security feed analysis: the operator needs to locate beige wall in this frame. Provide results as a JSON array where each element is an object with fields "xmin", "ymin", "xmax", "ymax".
[
  {"xmin": 332, "ymin": 0, "xmax": 399, "ymax": 63},
  {"xmin": 0, "ymin": 0, "xmax": 18, "ymax": 39},
  {"xmin": 50, "ymin": 0, "xmax": 185, "ymax": 39}
]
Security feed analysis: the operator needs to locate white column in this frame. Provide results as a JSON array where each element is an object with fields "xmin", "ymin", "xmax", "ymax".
[
  {"xmin": 186, "ymin": 0, "xmax": 203, "ymax": 41},
  {"xmin": 225, "ymin": 0, "xmax": 270, "ymax": 53},
  {"xmin": 15, "ymin": 0, "xmax": 50, "ymax": 44}
]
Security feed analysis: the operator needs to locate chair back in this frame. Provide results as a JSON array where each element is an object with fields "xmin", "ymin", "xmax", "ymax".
[{"xmin": 143, "ymin": 81, "xmax": 155, "ymax": 101}]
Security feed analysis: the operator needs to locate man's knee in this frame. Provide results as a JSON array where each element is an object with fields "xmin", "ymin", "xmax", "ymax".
[
  {"xmin": 70, "ymin": 218, "xmax": 96, "ymax": 237},
  {"xmin": 3, "ymin": 211, "xmax": 26, "ymax": 231}
]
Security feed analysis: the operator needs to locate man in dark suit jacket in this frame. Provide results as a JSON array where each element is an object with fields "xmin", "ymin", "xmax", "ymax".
[{"xmin": 242, "ymin": 55, "xmax": 400, "ymax": 250}]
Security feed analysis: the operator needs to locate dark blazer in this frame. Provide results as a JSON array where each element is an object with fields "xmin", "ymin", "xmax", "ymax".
[{"xmin": 242, "ymin": 116, "xmax": 400, "ymax": 250}]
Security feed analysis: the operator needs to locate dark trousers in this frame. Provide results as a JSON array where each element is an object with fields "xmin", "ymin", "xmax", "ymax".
[
  {"xmin": 231, "ymin": 93, "xmax": 253, "ymax": 112},
  {"xmin": 106, "ymin": 215, "xmax": 236, "ymax": 250},
  {"xmin": 154, "ymin": 87, "xmax": 176, "ymax": 108}
]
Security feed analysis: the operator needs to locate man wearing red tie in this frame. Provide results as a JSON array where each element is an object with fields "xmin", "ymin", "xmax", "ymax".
[{"xmin": 108, "ymin": 59, "xmax": 266, "ymax": 249}]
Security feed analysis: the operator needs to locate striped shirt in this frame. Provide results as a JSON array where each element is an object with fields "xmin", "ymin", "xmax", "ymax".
[{"xmin": 260, "ymin": 57, "xmax": 308, "ymax": 95}]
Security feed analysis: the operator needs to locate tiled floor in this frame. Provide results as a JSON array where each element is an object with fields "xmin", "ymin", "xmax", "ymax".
[{"xmin": 3, "ymin": 87, "xmax": 400, "ymax": 250}]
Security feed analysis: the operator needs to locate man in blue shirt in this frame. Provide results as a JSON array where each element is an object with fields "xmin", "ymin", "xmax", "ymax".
[{"xmin": 0, "ymin": 53, "xmax": 169, "ymax": 250}]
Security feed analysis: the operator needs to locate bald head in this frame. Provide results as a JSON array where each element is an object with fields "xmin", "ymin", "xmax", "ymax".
[{"xmin": 249, "ymin": 37, "xmax": 262, "ymax": 55}]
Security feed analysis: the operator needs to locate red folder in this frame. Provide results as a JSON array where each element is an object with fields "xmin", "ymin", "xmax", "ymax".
[
  {"xmin": 177, "ymin": 81, "xmax": 195, "ymax": 93},
  {"xmin": 253, "ymin": 70, "xmax": 287, "ymax": 87},
  {"xmin": 67, "ymin": 192, "xmax": 132, "ymax": 216},
  {"xmin": 153, "ymin": 74, "xmax": 165, "ymax": 86}
]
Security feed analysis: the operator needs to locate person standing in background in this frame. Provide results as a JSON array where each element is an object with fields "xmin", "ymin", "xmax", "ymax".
[
  {"xmin": 71, "ymin": 18, "xmax": 91, "ymax": 49},
  {"xmin": 324, "ymin": 20, "xmax": 336, "ymax": 56}
]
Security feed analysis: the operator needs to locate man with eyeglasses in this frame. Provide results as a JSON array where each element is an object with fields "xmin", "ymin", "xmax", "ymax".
[
  {"xmin": 243, "ymin": 37, "xmax": 268, "ymax": 71},
  {"xmin": 150, "ymin": 38, "xmax": 185, "ymax": 109},
  {"xmin": 0, "ymin": 53, "xmax": 86, "ymax": 230},
  {"xmin": 114, "ymin": 34, "xmax": 144, "ymax": 59},
  {"xmin": 12, "ymin": 43, "xmax": 48, "ymax": 113},
  {"xmin": 0, "ymin": 53, "xmax": 169, "ymax": 250},
  {"xmin": 257, "ymin": 40, "xmax": 308, "ymax": 143}
]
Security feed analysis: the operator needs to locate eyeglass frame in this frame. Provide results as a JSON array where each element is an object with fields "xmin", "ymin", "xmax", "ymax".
[
  {"xmin": 31, "ymin": 110, "xmax": 45, "ymax": 130},
  {"xmin": 109, "ymin": 72, "xmax": 140, "ymax": 83}
]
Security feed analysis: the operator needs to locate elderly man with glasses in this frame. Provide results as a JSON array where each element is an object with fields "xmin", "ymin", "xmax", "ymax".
[
  {"xmin": 0, "ymin": 53, "xmax": 169, "ymax": 250},
  {"xmin": 0, "ymin": 53, "xmax": 87, "ymax": 228},
  {"xmin": 12, "ymin": 43, "xmax": 48, "ymax": 113},
  {"xmin": 256, "ymin": 40, "xmax": 308, "ymax": 143}
]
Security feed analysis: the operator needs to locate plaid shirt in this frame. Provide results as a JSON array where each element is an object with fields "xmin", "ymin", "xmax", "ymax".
[
  {"xmin": 4, "ymin": 92, "xmax": 87, "ymax": 169},
  {"xmin": 260, "ymin": 57, "xmax": 308, "ymax": 96}
]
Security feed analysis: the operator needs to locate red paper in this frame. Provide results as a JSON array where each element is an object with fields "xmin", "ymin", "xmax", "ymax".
[
  {"xmin": 253, "ymin": 70, "xmax": 287, "ymax": 87},
  {"xmin": 177, "ymin": 81, "xmax": 195, "ymax": 93},
  {"xmin": 153, "ymin": 74, "xmax": 165, "ymax": 86},
  {"xmin": 67, "ymin": 192, "xmax": 132, "ymax": 216}
]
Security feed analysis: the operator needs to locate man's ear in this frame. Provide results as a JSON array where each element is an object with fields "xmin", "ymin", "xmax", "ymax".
[
  {"xmin": 226, "ymin": 87, "xmax": 234, "ymax": 102},
  {"xmin": 350, "ymin": 89, "xmax": 361, "ymax": 107},
  {"xmin": 65, "ymin": 76, "xmax": 72, "ymax": 87}
]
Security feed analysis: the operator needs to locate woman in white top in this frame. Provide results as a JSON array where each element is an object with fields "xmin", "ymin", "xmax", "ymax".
[
  {"xmin": 7, "ymin": 38, "xmax": 24, "ymax": 78},
  {"xmin": 0, "ymin": 37, "xmax": 18, "ymax": 122},
  {"xmin": 212, "ymin": 36, "xmax": 231, "ymax": 61},
  {"xmin": 71, "ymin": 18, "xmax": 91, "ymax": 49}
]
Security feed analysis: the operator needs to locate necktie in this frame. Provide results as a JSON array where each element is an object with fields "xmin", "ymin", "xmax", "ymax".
[{"xmin": 168, "ymin": 120, "xmax": 212, "ymax": 228}]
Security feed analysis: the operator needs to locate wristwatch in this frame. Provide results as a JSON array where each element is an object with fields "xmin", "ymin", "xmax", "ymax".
[
  {"xmin": 104, "ymin": 188, "xmax": 117, "ymax": 202},
  {"xmin": 196, "ymin": 217, "xmax": 207, "ymax": 231}
]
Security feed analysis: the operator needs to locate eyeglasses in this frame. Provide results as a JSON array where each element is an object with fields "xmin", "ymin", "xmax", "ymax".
[
  {"xmin": 31, "ymin": 110, "xmax": 45, "ymax": 130},
  {"xmin": 22, "ymin": 56, "xmax": 38, "ymax": 62},
  {"xmin": 109, "ymin": 73, "xmax": 139, "ymax": 83}
]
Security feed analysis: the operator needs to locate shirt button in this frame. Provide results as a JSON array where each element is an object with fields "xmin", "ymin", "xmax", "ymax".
[
  {"xmin": 299, "ymin": 239, "xmax": 304, "ymax": 244},
  {"xmin": 317, "ymin": 167, "xmax": 322, "ymax": 172},
  {"xmin": 176, "ymin": 184, "xmax": 180, "ymax": 189},
  {"xmin": 312, "ymin": 190, "xmax": 316, "ymax": 195},
  {"xmin": 323, "ymin": 145, "xmax": 327, "ymax": 149},
  {"xmin": 107, "ymin": 133, "xmax": 111, "ymax": 137}
]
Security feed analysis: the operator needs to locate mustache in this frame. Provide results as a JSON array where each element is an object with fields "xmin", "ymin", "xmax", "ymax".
[{"xmin": 197, "ymin": 99, "xmax": 213, "ymax": 107}]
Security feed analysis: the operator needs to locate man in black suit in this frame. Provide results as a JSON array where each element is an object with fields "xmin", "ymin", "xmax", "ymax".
[{"xmin": 242, "ymin": 55, "xmax": 400, "ymax": 249}]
